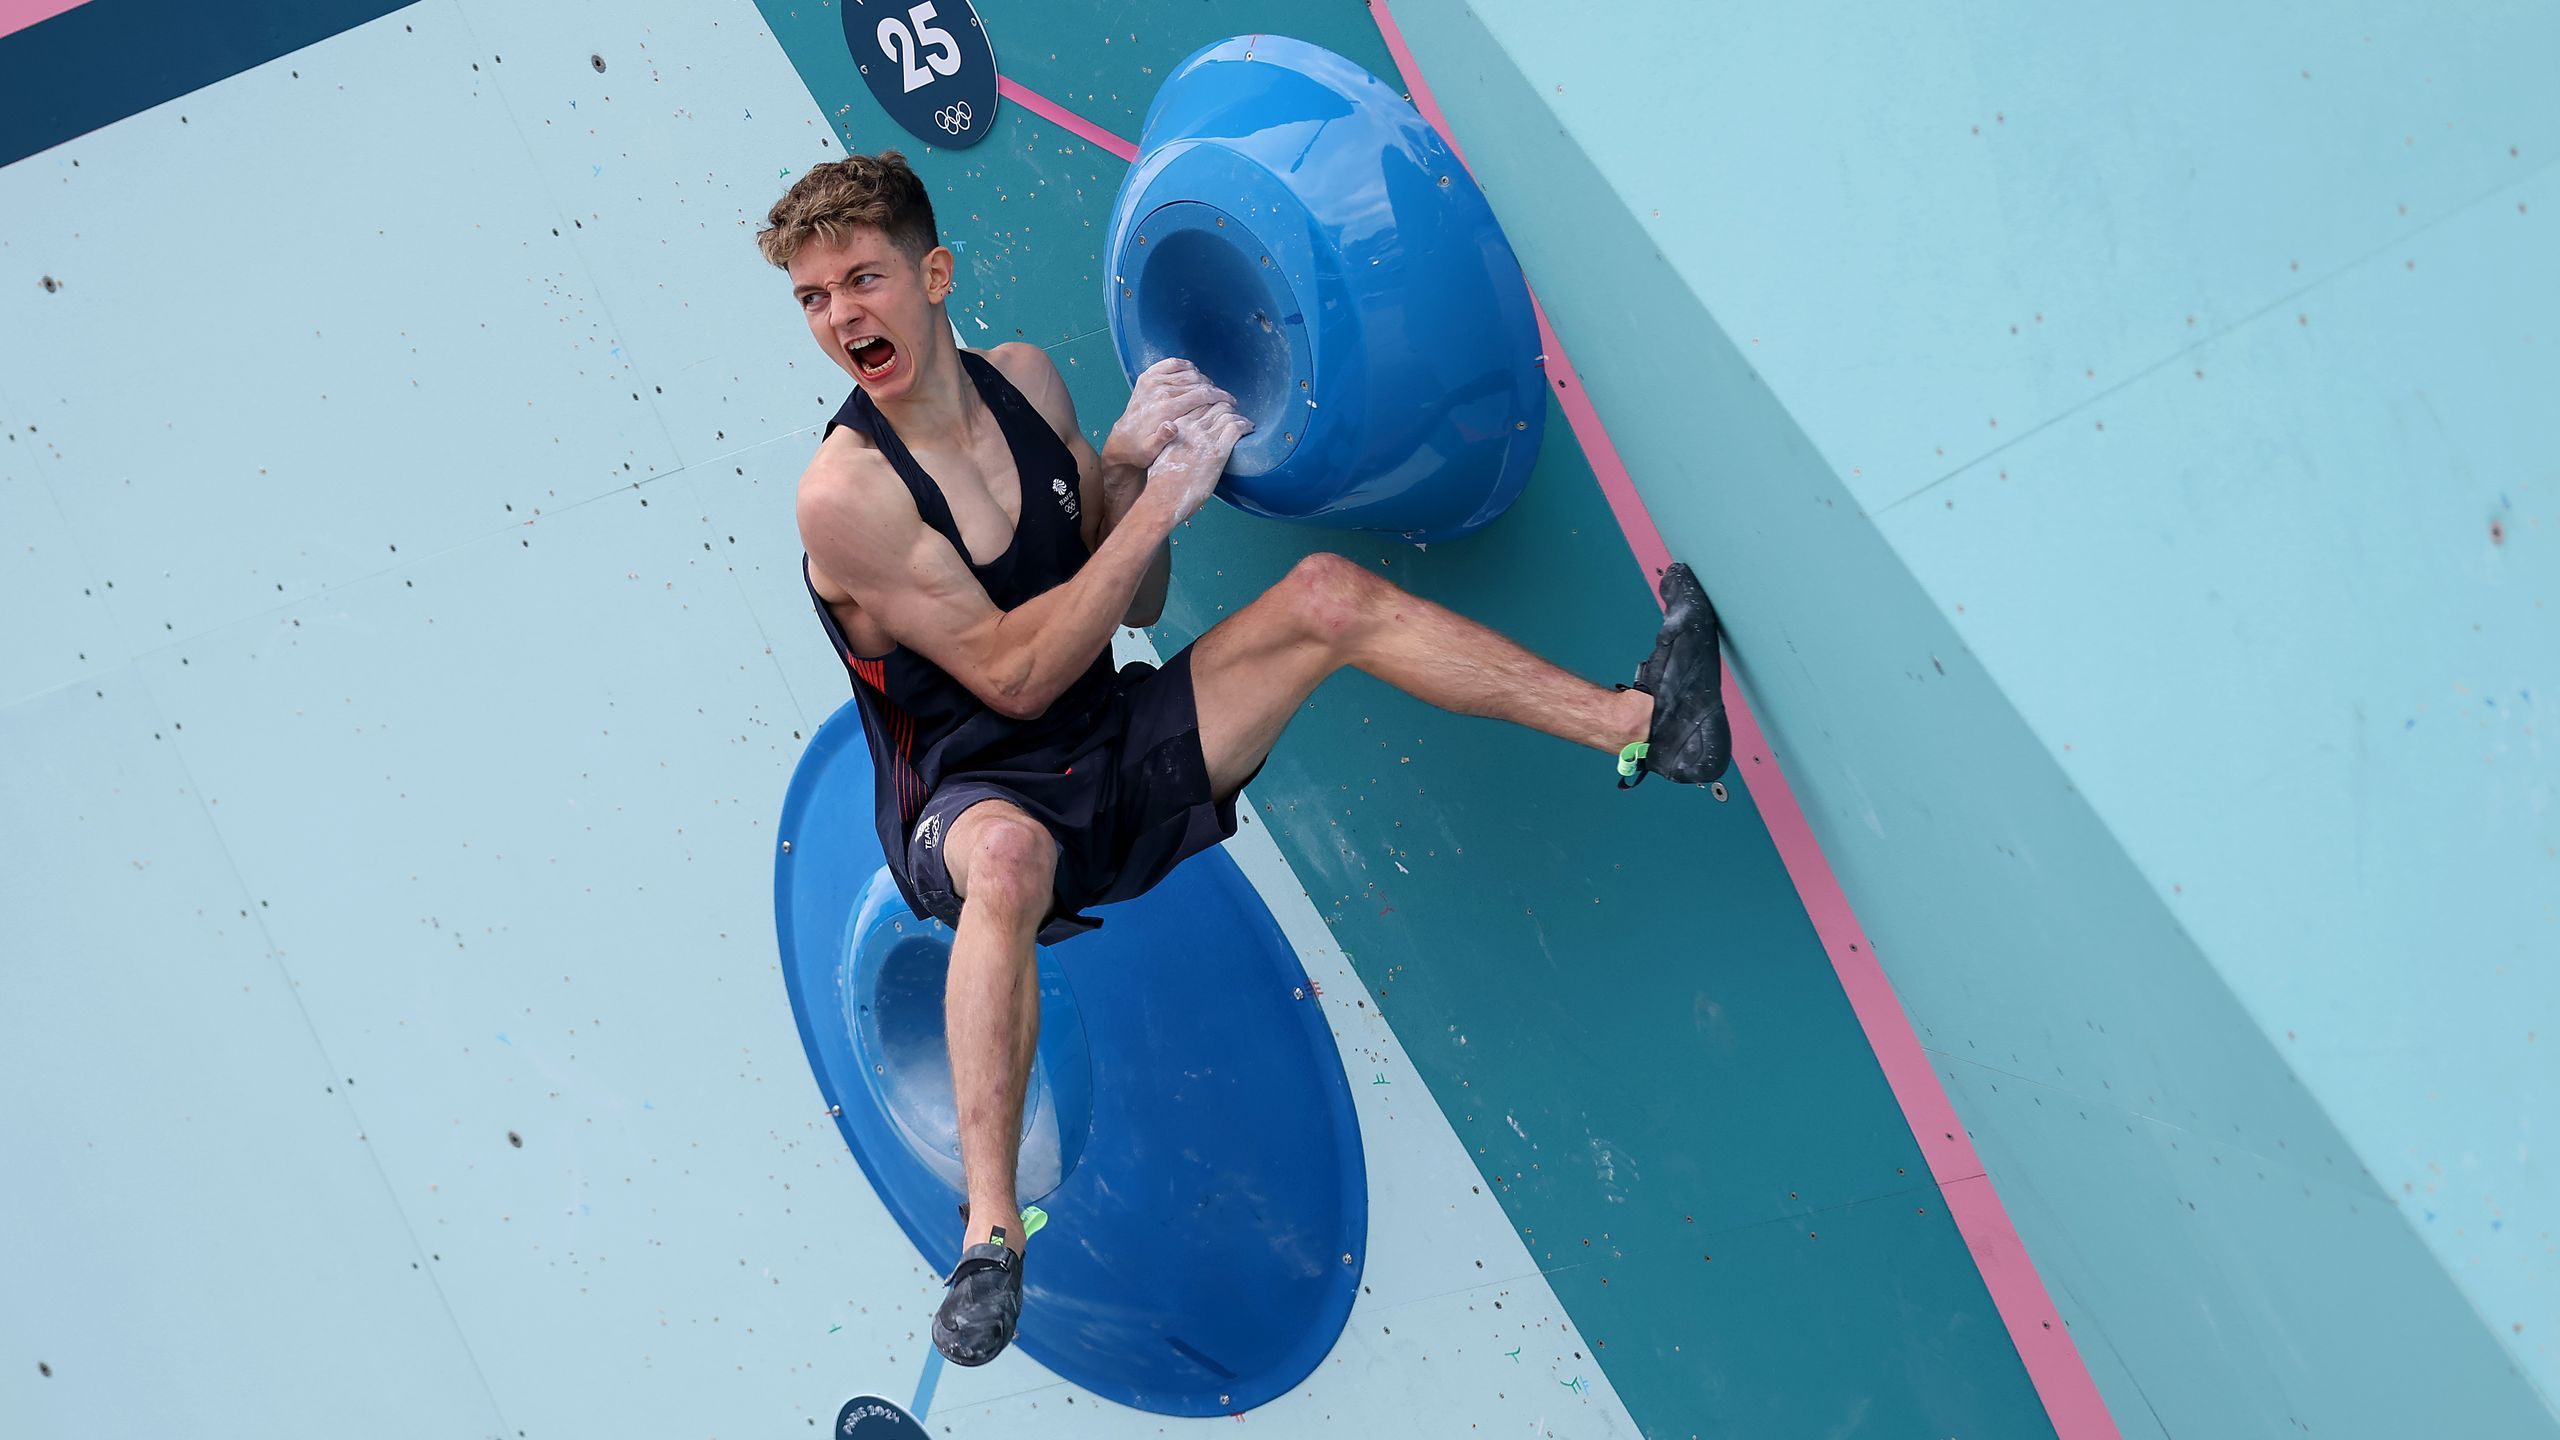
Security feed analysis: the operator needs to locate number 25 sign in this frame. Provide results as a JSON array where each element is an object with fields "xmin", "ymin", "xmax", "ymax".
[{"xmin": 845, "ymin": 0, "xmax": 999, "ymax": 150}]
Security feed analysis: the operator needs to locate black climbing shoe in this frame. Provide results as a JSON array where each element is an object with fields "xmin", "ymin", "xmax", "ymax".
[
  {"xmin": 1619, "ymin": 561, "xmax": 1732, "ymax": 787},
  {"xmin": 932, "ymin": 1238, "xmax": 1024, "ymax": 1366}
]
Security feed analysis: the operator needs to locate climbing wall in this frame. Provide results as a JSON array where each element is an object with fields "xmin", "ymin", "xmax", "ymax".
[
  {"xmin": 1372, "ymin": 0, "xmax": 2558, "ymax": 1433},
  {"xmin": 5, "ymin": 0, "xmax": 2549, "ymax": 1438},
  {"xmin": 1, "ymin": 0, "xmax": 2047, "ymax": 1435}
]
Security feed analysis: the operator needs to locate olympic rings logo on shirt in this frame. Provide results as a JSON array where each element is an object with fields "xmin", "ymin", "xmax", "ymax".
[{"xmin": 934, "ymin": 101, "xmax": 974, "ymax": 133}]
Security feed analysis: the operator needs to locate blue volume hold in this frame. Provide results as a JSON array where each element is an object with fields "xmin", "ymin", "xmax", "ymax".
[
  {"xmin": 1103, "ymin": 35, "xmax": 1548, "ymax": 541},
  {"xmin": 775, "ymin": 700, "xmax": 1367, "ymax": 1415}
]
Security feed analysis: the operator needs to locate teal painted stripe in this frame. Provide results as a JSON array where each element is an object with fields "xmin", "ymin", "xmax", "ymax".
[{"xmin": 0, "ymin": 0, "xmax": 418, "ymax": 165}]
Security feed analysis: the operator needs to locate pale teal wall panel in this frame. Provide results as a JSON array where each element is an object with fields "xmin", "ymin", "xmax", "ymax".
[
  {"xmin": 448, "ymin": 0, "xmax": 865, "ymax": 466},
  {"xmin": 1945, "ymin": 1062, "xmax": 2553, "ymax": 1438},
  {"xmin": 0, "ymin": 677, "xmax": 505, "ymax": 1438},
  {"xmin": 1880, "ymin": 165, "xmax": 2558, "ymax": 1363},
  {"xmin": 0, "ymin": 10, "xmax": 687, "ymax": 654},
  {"xmin": 122, "ymin": 493, "xmax": 881, "ymax": 1439},
  {"xmin": 1459, "ymin": 0, "xmax": 2560, "ymax": 520},
  {"xmin": 667, "ymin": 424, "xmax": 847, "ymax": 731},
  {"xmin": 0, "ymin": 473, "xmax": 123, "ymax": 707}
]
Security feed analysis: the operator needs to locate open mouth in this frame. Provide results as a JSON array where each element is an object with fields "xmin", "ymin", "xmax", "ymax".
[{"xmin": 849, "ymin": 334, "xmax": 900, "ymax": 382}]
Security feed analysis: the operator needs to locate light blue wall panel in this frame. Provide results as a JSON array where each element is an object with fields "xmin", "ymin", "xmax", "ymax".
[
  {"xmin": 449, "ymin": 0, "xmax": 867, "ymax": 466},
  {"xmin": 1883, "ymin": 173, "xmax": 2557, "ymax": 1352},
  {"xmin": 0, "ymin": 472, "xmax": 122, "ymax": 706},
  {"xmin": 1945, "ymin": 1061, "xmax": 2554, "ymax": 1438},
  {"xmin": 0, "ymin": 677, "xmax": 505, "ymax": 1438},
  {"xmin": 668, "ymin": 423, "xmax": 843, "ymax": 728},
  {"xmin": 123, "ymin": 492, "xmax": 928, "ymax": 1439},
  {"xmin": 1467, "ymin": 1, "xmax": 2560, "ymax": 520},
  {"xmin": 0, "ymin": 8, "xmax": 683, "ymax": 654}
]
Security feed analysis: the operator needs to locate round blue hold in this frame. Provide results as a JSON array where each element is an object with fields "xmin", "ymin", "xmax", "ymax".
[
  {"xmin": 776, "ymin": 701, "xmax": 1366, "ymax": 1416},
  {"xmin": 1104, "ymin": 35, "xmax": 1547, "ymax": 541}
]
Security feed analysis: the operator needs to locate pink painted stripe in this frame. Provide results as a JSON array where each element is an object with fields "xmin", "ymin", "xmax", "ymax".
[
  {"xmin": 995, "ymin": 74, "xmax": 1137, "ymax": 162},
  {"xmin": 0, "ymin": 0, "xmax": 90, "ymax": 43},
  {"xmin": 1369, "ymin": 3, "xmax": 2119, "ymax": 1435}
]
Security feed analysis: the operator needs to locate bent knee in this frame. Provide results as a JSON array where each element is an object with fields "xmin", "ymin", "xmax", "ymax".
[
  {"xmin": 1279, "ymin": 550, "xmax": 1378, "ymax": 646},
  {"xmin": 955, "ymin": 807, "xmax": 1056, "ymax": 913}
]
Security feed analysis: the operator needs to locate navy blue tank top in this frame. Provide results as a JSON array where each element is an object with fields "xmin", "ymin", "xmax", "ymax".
[{"xmin": 801, "ymin": 351, "xmax": 1116, "ymax": 902}]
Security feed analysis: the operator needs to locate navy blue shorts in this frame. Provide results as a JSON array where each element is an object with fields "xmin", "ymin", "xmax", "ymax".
[{"xmin": 902, "ymin": 645, "xmax": 1244, "ymax": 944}]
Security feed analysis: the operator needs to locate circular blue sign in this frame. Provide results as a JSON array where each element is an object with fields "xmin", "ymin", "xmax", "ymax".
[
  {"xmin": 842, "ymin": 0, "xmax": 999, "ymax": 150},
  {"xmin": 834, "ymin": 1395, "xmax": 927, "ymax": 1436}
]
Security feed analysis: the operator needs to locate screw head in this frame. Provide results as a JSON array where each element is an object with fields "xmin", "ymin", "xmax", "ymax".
[
  {"xmin": 1293, "ymin": 986, "xmax": 1306, "ymax": 1000},
  {"xmin": 826, "ymin": 1104, "xmax": 842, "ymax": 1117},
  {"xmin": 1342, "ymin": 1252, "xmax": 1354, "ymax": 1265},
  {"xmin": 1710, "ymin": 782, "xmax": 1729, "ymax": 802},
  {"xmin": 780, "ymin": 839, "xmax": 792, "ymax": 853}
]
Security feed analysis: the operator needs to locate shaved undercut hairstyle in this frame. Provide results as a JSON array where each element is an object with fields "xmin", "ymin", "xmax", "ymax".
[{"xmin": 756, "ymin": 149, "xmax": 939, "ymax": 269}]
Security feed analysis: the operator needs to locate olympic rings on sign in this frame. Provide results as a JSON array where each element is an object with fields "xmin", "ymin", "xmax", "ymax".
[{"xmin": 934, "ymin": 101, "xmax": 973, "ymax": 133}]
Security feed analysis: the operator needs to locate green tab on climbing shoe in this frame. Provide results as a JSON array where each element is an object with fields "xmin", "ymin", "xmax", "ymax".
[{"xmin": 1617, "ymin": 741, "xmax": 1650, "ymax": 778}]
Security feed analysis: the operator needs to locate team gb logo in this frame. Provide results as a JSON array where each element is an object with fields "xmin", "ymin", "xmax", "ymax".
[{"xmin": 1053, "ymin": 476, "xmax": 1079, "ymax": 519}]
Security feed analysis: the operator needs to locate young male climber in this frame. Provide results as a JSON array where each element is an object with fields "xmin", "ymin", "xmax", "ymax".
[{"xmin": 760, "ymin": 151, "xmax": 1732, "ymax": 1367}]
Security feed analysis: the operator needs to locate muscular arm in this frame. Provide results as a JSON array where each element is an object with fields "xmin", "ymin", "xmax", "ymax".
[
  {"xmin": 1082, "ymin": 435, "xmax": 1172, "ymax": 627},
  {"xmin": 797, "ymin": 438, "xmax": 1186, "ymax": 721},
  {"xmin": 988, "ymin": 343, "xmax": 1171, "ymax": 627}
]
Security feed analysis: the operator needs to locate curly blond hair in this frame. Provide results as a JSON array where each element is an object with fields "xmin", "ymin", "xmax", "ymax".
[{"xmin": 756, "ymin": 150, "xmax": 939, "ymax": 269}]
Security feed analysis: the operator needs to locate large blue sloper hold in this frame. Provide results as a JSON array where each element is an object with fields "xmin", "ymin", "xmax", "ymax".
[
  {"xmin": 1104, "ymin": 35, "xmax": 1547, "ymax": 541},
  {"xmin": 775, "ymin": 699, "xmax": 1367, "ymax": 1416}
]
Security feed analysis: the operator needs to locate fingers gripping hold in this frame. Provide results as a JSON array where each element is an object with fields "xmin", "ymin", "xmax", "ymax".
[
  {"xmin": 1105, "ymin": 358, "xmax": 1236, "ymax": 470},
  {"xmin": 1148, "ymin": 403, "xmax": 1255, "ymax": 523}
]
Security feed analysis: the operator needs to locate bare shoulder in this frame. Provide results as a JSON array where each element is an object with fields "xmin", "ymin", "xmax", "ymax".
[
  {"xmin": 984, "ymin": 342, "xmax": 1081, "ymax": 437},
  {"xmin": 796, "ymin": 426, "xmax": 894, "ymax": 521},
  {"xmin": 797, "ymin": 430, "xmax": 921, "ymax": 592},
  {"xmin": 983, "ymin": 340, "xmax": 1060, "ymax": 394}
]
